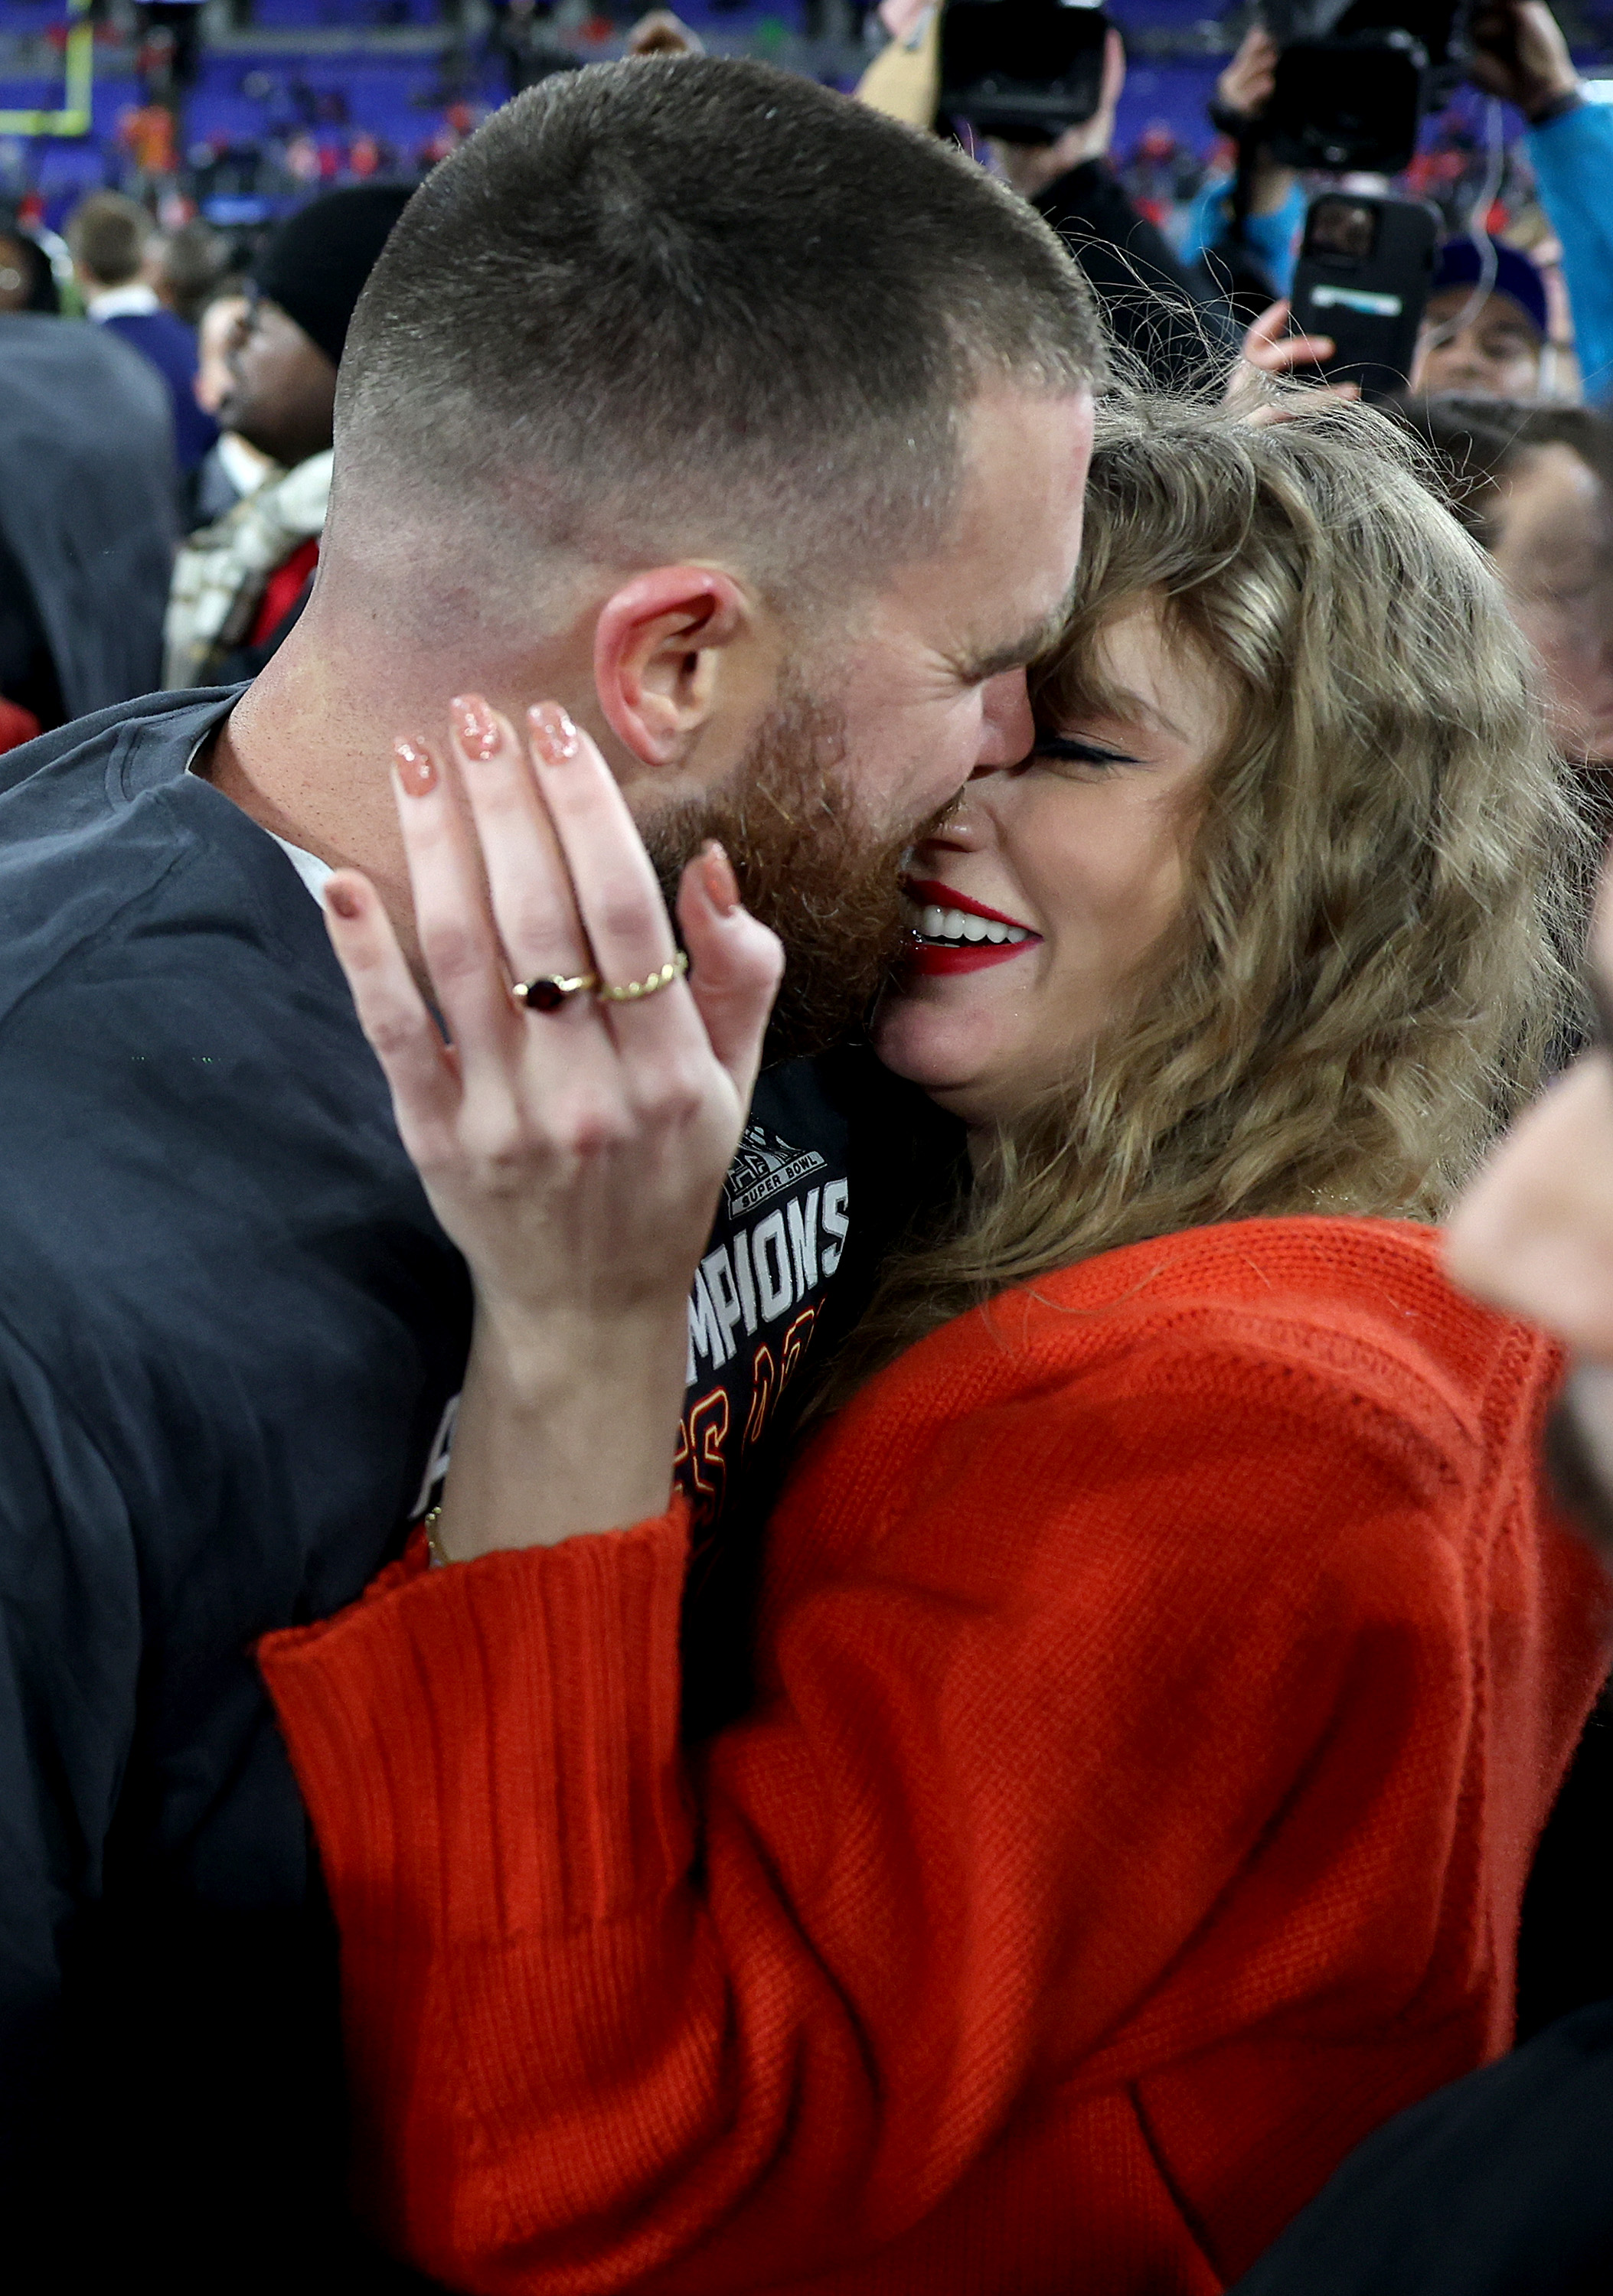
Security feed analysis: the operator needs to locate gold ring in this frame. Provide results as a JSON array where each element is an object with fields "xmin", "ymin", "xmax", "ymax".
[
  {"xmin": 599, "ymin": 950, "xmax": 690, "ymax": 1003},
  {"xmin": 512, "ymin": 970, "xmax": 600, "ymax": 1012}
]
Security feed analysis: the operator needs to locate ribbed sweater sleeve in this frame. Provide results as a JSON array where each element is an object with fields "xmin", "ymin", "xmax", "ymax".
[
  {"xmin": 266, "ymin": 1514, "xmax": 693, "ymax": 1936},
  {"xmin": 256, "ymin": 1257, "xmax": 1594, "ymax": 2296}
]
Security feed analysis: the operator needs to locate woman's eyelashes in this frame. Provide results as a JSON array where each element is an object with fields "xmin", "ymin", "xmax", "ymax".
[{"xmin": 1030, "ymin": 732, "xmax": 1142, "ymax": 771}]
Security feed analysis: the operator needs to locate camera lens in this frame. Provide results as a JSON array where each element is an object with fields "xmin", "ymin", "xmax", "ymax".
[{"xmin": 1308, "ymin": 199, "xmax": 1378, "ymax": 262}]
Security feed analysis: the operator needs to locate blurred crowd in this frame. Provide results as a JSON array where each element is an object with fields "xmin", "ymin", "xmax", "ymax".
[{"xmin": 15, "ymin": 0, "xmax": 1613, "ymax": 765}]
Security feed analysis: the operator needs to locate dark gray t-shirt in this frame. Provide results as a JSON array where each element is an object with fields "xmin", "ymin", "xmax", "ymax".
[{"xmin": 0, "ymin": 688, "xmax": 924, "ymax": 2289}]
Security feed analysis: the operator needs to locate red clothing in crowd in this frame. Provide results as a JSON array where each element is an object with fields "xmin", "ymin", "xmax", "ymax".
[
  {"xmin": 250, "ymin": 535, "xmax": 320, "ymax": 648},
  {"xmin": 261, "ymin": 1218, "xmax": 1609, "ymax": 2295},
  {"xmin": 0, "ymin": 695, "xmax": 39, "ymax": 754}
]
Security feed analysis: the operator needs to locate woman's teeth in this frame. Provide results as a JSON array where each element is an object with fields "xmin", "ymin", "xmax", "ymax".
[{"xmin": 913, "ymin": 902, "xmax": 1030, "ymax": 947}]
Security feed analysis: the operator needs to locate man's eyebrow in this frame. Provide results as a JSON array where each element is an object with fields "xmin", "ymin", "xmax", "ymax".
[{"xmin": 952, "ymin": 602, "xmax": 1071, "ymax": 685}]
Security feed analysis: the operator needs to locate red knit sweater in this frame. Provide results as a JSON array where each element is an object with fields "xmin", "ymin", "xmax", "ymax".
[{"xmin": 260, "ymin": 1218, "xmax": 1610, "ymax": 2296}]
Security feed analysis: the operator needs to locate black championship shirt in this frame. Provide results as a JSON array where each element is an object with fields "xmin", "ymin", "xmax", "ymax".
[{"xmin": 0, "ymin": 689, "xmax": 955, "ymax": 2290}]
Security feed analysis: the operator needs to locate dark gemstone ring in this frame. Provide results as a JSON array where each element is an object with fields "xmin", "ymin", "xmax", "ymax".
[{"xmin": 511, "ymin": 970, "xmax": 600, "ymax": 1013}]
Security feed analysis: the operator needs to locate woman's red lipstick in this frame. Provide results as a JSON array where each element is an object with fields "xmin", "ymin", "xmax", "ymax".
[{"xmin": 902, "ymin": 878, "xmax": 1041, "ymax": 977}]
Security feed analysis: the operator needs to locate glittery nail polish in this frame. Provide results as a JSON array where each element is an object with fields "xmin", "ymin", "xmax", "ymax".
[
  {"xmin": 451, "ymin": 694, "xmax": 499, "ymax": 762},
  {"xmin": 393, "ymin": 738, "xmax": 438, "ymax": 797},
  {"xmin": 700, "ymin": 840, "xmax": 741, "ymax": 917},
  {"xmin": 527, "ymin": 701, "xmax": 582, "ymax": 765}
]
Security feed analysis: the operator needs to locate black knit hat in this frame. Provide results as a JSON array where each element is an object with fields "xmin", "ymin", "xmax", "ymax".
[{"xmin": 251, "ymin": 184, "xmax": 415, "ymax": 370}]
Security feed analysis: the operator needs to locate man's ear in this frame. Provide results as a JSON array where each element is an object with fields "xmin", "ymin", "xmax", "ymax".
[{"xmin": 593, "ymin": 566, "xmax": 754, "ymax": 768}]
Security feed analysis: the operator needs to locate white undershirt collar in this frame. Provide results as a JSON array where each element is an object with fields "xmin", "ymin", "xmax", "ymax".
[{"xmin": 88, "ymin": 281, "xmax": 162, "ymax": 321}]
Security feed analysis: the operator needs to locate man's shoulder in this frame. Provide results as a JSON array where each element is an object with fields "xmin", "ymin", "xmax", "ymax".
[
  {"xmin": 105, "ymin": 304, "xmax": 198, "ymax": 370},
  {"xmin": 0, "ymin": 311, "xmax": 171, "ymax": 419},
  {"xmin": 0, "ymin": 687, "xmax": 321, "ymax": 1035},
  {"xmin": 0, "ymin": 685, "xmax": 238, "ymax": 817},
  {"xmin": 1230, "ymin": 1997, "xmax": 1613, "ymax": 2295},
  {"xmin": 0, "ymin": 690, "xmax": 455, "ymax": 1411}
]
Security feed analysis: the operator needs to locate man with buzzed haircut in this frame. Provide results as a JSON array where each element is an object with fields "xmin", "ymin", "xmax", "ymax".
[{"xmin": 0, "ymin": 57, "xmax": 1101, "ymax": 2293}]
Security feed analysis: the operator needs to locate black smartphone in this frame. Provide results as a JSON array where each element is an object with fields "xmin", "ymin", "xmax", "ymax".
[
  {"xmin": 938, "ymin": 0, "xmax": 1109, "ymax": 142},
  {"xmin": 1288, "ymin": 191, "xmax": 1441, "ymax": 400}
]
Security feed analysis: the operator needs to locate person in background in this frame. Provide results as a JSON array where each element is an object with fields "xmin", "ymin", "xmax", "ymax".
[
  {"xmin": 150, "ymin": 217, "xmax": 228, "ymax": 327},
  {"xmin": 135, "ymin": 0, "xmax": 204, "ymax": 97},
  {"xmin": 165, "ymin": 183, "xmax": 411, "ymax": 685},
  {"xmin": 188, "ymin": 285, "xmax": 274, "ymax": 528},
  {"xmin": 67, "ymin": 191, "xmax": 217, "ymax": 490},
  {"xmin": 0, "ymin": 295, "xmax": 177, "ymax": 731},
  {"xmin": 486, "ymin": 0, "xmax": 586, "ymax": 95},
  {"xmin": 1406, "ymin": 393, "xmax": 1613, "ymax": 2050},
  {"xmin": 859, "ymin": 14, "xmax": 1229, "ymax": 390},
  {"xmin": 1467, "ymin": 0, "xmax": 1613, "ymax": 404},
  {"xmin": 1118, "ymin": 119, "xmax": 1203, "ymax": 227},
  {"xmin": 991, "ymin": 25, "xmax": 1229, "ymax": 389},
  {"xmin": 1513, "ymin": 225, "xmax": 1582, "ymax": 401},
  {"xmin": 0, "ymin": 210, "xmax": 59, "ymax": 315},
  {"xmin": 1406, "ymin": 396, "xmax": 1613, "ymax": 780},
  {"xmin": 1409, "ymin": 239, "xmax": 1550, "ymax": 401},
  {"xmin": 116, "ymin": 96, "xmax": 180, "ymax": 203},
  {"xmin": 0, "ymin": 222, "xmax": 68, "ymax": 742},
  {"xmin": 1226, "ymin": 854, "xmax": 1613, "ymax": 2296},
  {"xmin": 1181, "ymin": 25, "xmax": 1305, "ymax": 312}
]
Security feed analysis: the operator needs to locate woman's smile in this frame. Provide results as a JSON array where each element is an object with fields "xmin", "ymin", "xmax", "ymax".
[
  {"xmin": 901, "ymin": 876, "xmax": 1042, "ymax": 975},
  {"xmin": 875, "ymin": 595, "xmax": 1226, "ymax": 1127}
]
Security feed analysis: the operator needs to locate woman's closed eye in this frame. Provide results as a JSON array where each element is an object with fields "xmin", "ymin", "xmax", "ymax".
[{"xmin": 1031, "ymin": 732, "xmax": 1144, "ymax": 773}]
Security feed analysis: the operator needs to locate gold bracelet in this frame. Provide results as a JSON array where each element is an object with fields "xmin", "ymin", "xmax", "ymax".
[{"xmin": 421, "ymin": 1505, "xmax": 451, "ymax": 1568}]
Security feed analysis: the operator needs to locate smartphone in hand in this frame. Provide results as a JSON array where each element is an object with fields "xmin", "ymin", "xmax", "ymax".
[{"xmin": 1290, "ymin": 191, "xmax": 1441, "ymax": 401}]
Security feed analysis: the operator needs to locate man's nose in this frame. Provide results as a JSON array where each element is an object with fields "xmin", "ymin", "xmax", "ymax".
[{"xmin": 975, "ymin": 669, "xmax": 1034, "ymax": 768}]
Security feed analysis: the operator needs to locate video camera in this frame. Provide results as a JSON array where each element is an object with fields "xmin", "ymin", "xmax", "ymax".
[
  {"xmin": 937, "ymin": 0, "xmax": 1468, "ymax": 172},
  {"xmin": 1259, "ymin": 0, "xmax": 1469, "ymax": 174},
  {"xmin": 938, "ymin": 0, "xmax": 1111, "ymax": 145}
]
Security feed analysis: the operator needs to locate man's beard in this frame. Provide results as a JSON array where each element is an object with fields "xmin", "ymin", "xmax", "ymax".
[{"xmin": 644, "ymin": 687, "xmax": 914, "ymax": 1062}]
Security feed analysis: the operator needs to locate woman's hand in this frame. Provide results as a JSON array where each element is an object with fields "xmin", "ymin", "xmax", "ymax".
[{"xmin": 322, "ymin": 695, "xmax": 782, "ymax": 1557}]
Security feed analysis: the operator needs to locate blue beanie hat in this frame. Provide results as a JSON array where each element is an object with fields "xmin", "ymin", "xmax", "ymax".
[{"xmin": 1432, "ymin": 238, "xmax": 1549, "ymax": 341}]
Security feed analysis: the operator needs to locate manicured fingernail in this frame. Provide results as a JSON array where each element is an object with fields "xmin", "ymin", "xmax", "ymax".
[
  {"xmin": 451, "ymin": 693, "xmax": 499, "ymax": 762},
  {"xmin": 393, "ymin": 737, "xmax": 437, "ymax": 797},
  {"xmin": 327, "ymin": 881, "xmax": 362, "ymax": 921},
  {"xmin": 527, "ymin": 701, "xmax": 581, "ymax": 765},
  {"xmin": 699, "ymin": 840, "xmax": 741, "ymax": 917}
]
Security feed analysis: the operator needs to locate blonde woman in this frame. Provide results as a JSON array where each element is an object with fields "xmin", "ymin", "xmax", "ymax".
[{"xmin": 260, "ymin": 400, "xmax": 1608, "ymax": 2295}]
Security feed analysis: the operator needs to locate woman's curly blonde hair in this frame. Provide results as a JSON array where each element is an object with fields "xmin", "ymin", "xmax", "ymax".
[{"xmin": 828, "ymin": 391, "xmax": 1590, "ymax": 1393}]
